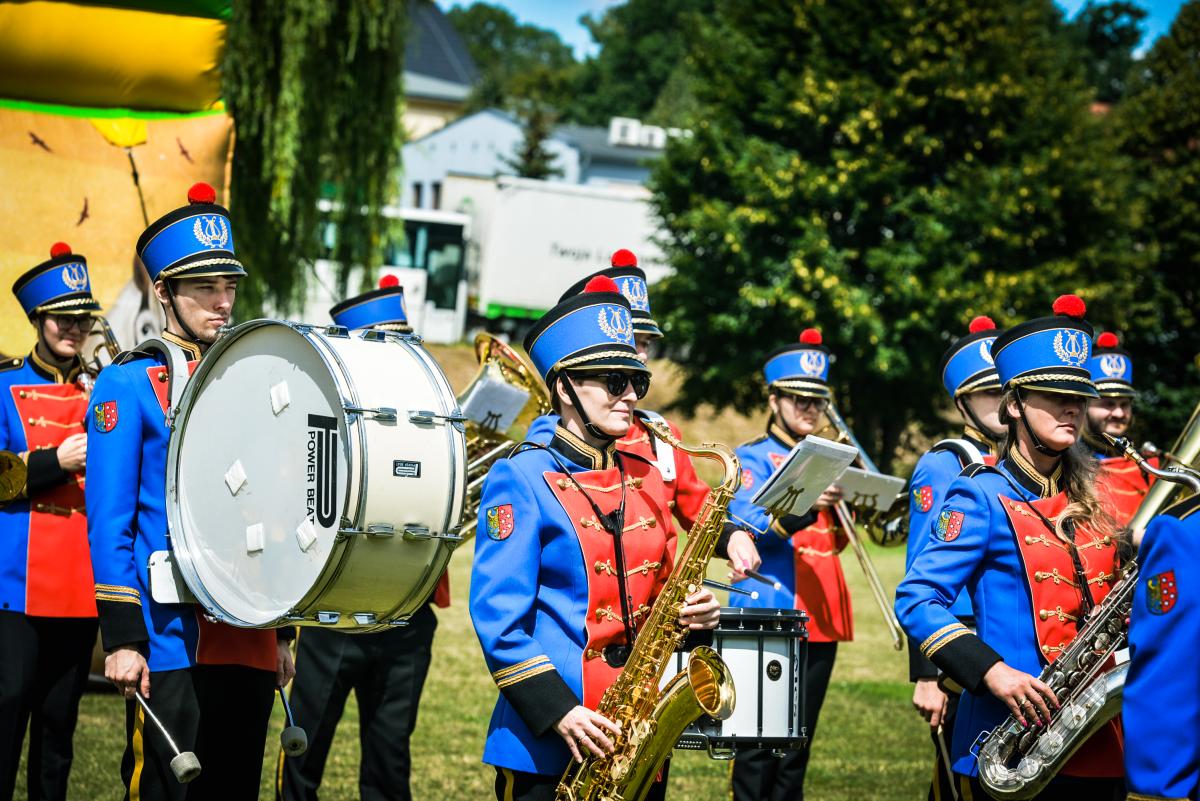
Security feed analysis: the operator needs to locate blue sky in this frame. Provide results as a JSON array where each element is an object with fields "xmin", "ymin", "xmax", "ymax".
[{"xmin": 435, "ymin": 0, "xmax": 1185, "ymax": 58}]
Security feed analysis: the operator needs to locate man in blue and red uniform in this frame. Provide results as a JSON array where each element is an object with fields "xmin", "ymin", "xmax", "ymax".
[
  {"xmin": 0, "ymin": 242, "xmax": 101, "ymax": 800},
  {"xmin": 723, "ymin": 328, "xmax": 851, "ymax": 801},
  {"xmin": 470, "ymin": 276, "xmax": 720, "ymax": 801},
  {"xmin": 1124, "ymin": 491, "xmax": 1200, "ymax": 801},
  {"xmin": 86, "ymin": 183, "xmax": 295, "ymax": 800},
  {"xmin": 278, "ymin": 275, "xmax": 442, "ymax": 801},
  {"xmin": 904, "ymin": 314, "xmax": 1004, "ymax": 799}
]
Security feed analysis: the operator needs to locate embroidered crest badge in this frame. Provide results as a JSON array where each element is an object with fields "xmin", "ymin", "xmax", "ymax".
[
  {"xmin": 1146, "ymin": 569, "xmax": 1177, "ymax": 615},
  {"xmin": 597, "ymin": 306, "xmax": 633, "ymax": 343},
  {"xmin": 799, "ymin": 350, "xmax": 827, "ymax": 377},
  {"xmin": 193, "ymin": 215, "xmax": 230, "ymax": 249},
  {"xmin": 485, "ymin": 504, "xmax": 515, "ymax": 541},
  {"xmin": 1052, "ymin": 329, "xmax": 1089, "ymax": 367},
  {"xmin": 979, "ymin": 338, "xmax": 995, "ymax": 365},
  {"xmin": 768, "ymin": 452, "xmax": 787, "ymax": 469},
  {"xmin": 1100, "ymin": 354, "xmax": 1128, "ymax": 378},
  {"xmin": 913, "ymin": 485, "xmax": 934, "ymax": 513},
  {"xmin": 741, "ymin": 469, "xmax": 754, "ymax": 490},
  {"xmin": 60, "ymin": 262, "xmax": 88, "ymax": 292},
  {"xmin": 94, "ymin": 401, "xmax": 118, "ymax": 433},
  {"xmin": 934, "ymin": 510, "xmax": 965, "ymax": 542}
]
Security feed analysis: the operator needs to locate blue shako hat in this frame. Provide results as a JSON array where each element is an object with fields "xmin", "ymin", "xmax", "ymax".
[
  {"xmin": 12, "ymin": 241, "xmax": 102, "ymax": 317},
  {"xmin": 763, "ymin": 328, "xmax": 831, "ymax": 398},
  {"xmin": 558, "ymin": 249, "xmax": 663, "ymax": 339},
  {"xmin": 524, "ymin": 275, "xmax": 646, "ymax": 386},
  {"xmin": 940, "ymin": 315, "xmax": 1001, "ymax": 398},
  {"xmin": 1087, "ymin": 331, "xmax": 1135, "ymax": 398},
  {"xmin": 136, "ymin": 182, "xmax": 246, "ymax": 282},
  {"xmin": 991, "ymin": 294, "xmax": 1098, "ymax": 399},
  {"xmin": 329, "ymin": 275, "xmax": 412, "ymax": 333}
]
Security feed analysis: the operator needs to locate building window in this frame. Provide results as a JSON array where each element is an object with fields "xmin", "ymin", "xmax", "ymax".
[
  {"xmin": 431, "ymin": 182, "xmax": 442, "ymax": 210},
  {"xmin": 412, "ymin": 182, "xmax": 423, "ymax": 208}
]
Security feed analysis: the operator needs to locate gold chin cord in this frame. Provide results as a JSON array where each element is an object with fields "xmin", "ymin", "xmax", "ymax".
[
  {"xmin": 813, "ymin": 403, "xmax": 906, "ymax": 651},
  {"xmin": 457, "ymin": 333, "xmax": 552, "ymax": 540},
  {"xmin": 556, "ymin": 420, "xmax": 738, "ymax": 801},
  {"xmin": 0, "ymin": 451, "xmax": 27, "ymax": 503}
]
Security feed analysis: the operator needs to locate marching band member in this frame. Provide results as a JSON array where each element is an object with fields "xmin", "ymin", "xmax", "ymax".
[
  {"xmin": 896, "ymin": 296, "xmax": 1124, "ymax": 799},
  {"xmin": 905, "ymin": 315, "xmax": 1004, "ymax": 799},
  {"xmin": 0, "ymin": 243, "xmax": 101, "ymax": 800},
  {"xmin": 1085, "ymin": 332, "xmax": 1154, "ymax": 525},
  {"xmin": 86, "ymin": 183, "xmax": 294, "ymax": 800},
  {"xmin": 1123, "ymin": 491, "xmax": 1200, "ymax": 800},
  {"xmin": 469, "ymin": 277, "xmax": 720, "ymax": 801},
  {"xmin": 278, "ymin": 275, "xmax": 442, "ymax": 801},
  {"xmin": 723, "ymin": 328, "xmax": 851, "ymax": 801}
]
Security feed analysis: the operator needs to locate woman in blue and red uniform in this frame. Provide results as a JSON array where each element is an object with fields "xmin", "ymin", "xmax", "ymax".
[
  {"xmin": 0, "ymin": 242, "xmax": 101, "ymax": 800},
  {"xmin": 86, "ymin": 184, "xmax": 295, "ymax": 800},
  {"xmin": 896, "ymin": 295, "xmax": 1124, "ymax": 799},
  {"xmin": 469, "ymin": 276, "xmax": 720, "ymax": 801},
  {"xmin": 723, "ymin": 327, "xmax": 850, "ymax": 801}
]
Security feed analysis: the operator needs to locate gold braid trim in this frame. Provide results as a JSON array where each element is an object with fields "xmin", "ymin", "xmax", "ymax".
[
  {"xmin": 33, "ymin": 298, "xmax": 96, "ymax": 312},
  {"xmin": 955, "ymin": 374, "xmax": 1002, "ymax": 396},
  {"xmin": 919, "ymin": 623, "xmax": 968, "ymax": 655},
  {"xmin": 495, "ymin": 663, "xmax": 557, "ymax": 689},
  {"xmin": 555, "ymin": 350, "xmax": 639, "ymax": 369},
  {"xmin": 491, "ymin": 655, "xmax": 550, "ymax": 681},
  {"xmin": 158, "ymin": 257, "xmax": 243, "ymax": 278},
  {"xmin": 925, "ymin": 628, "xmax": 972, "ymax": 658}
]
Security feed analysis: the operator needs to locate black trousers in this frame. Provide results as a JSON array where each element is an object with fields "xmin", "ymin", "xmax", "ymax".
[
  {"xmin": 958, "ymin": 773, "xmax": 1125, "ymax": 800},
  {"xmin": 277, "ymin": 603, "xmax": 437, "ymax": 801},
  {"xmin": 731, "ymin": 641, "xmax": 838, "ymax": 801},
  {"xmin": 494, "ymin": 762, "xmax": 670, "ymax": 801},
  {"xmin": 121, "ymin": 664, "xmax": 275, "ymax": 801},
  {"xmin": 0, "ymin": 611, "xmax": 97, "ymax": 801},
  {"xmin": 928, "ymin": 690, "xmax": 960, "ymax": 801}
]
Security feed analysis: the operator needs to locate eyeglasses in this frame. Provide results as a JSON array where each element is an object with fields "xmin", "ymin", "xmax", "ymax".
[
  {"xmin": 48, "ymin": 314, "xmax": 93, "ymax": 332},
  {"xmin": 783, "ymin": 394, "xmax": 829, "ymax": 412},
  {"xmin": 577, "ymin": 371, "xmax": 651, "ymax": 399}
]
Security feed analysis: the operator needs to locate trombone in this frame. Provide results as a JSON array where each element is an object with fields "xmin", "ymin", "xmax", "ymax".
[{"xmin": 815, "ymin": 403, "xmax": 906, "ymax": 651}]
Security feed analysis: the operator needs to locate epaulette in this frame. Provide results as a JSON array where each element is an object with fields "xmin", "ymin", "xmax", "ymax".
[
  {"xmin": 112, "ymin": 348, "xmax": 156, "ymax": 366},
  {"xmin": 1164, "ymin": 492, "xmax": 1200, "ymax": 521},
  {"xmin": 0, "ymin": 356, "xmax": 23, "ymax": 372},
  {"xmin": 960, "ymin": 462, "xmax": 998, "ymax": 479}
]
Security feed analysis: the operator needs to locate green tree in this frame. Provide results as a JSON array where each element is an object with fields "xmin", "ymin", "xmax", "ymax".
[
  {"xmin": 1113, "ymin": 1, "xmax": 1200, "ymax": 443},
  {"xmin": 446, "ymin": 2, "xmax": 577, "ymax": 113},
  {"xmin": 223, "ymin": 0, "xmax": 408, "ymax": 313},
  {"xmin": 651, "ymin": 0, "xmax": 1141, "ymax": 469},
  {"xmin": 1066, "ymin": 1, "xmax": 1148, "ymax": 103},
  {"xmin": 502, "ymin": 101, "xmax": 565, "ymax": 180}
]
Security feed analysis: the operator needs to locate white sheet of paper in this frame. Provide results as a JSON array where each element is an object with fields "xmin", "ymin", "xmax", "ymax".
[
  {"xmin": 459, "ymin": 376, "xmax": 530, "ymax": 433},
  {"xmin": 837, "ymin": 467, "xmax": 906, "ymax": 514},
  {"xmin": 750, "ymin": 436, "xmax": 859, "ymax": 518}
]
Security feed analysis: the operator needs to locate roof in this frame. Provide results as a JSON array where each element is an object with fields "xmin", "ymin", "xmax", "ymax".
[
  {"xmin": 552, "ymin": 123, "xmax": 663, "ymax": 166},
  {"xmin": 405, "ymin": 2, "xmax": 477, "ymax": 90}
]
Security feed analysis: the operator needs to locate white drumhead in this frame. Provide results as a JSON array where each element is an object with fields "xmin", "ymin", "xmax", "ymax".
[{"xmin": 168, "ymin": 321, "xmax": 351, "ymax": 626}]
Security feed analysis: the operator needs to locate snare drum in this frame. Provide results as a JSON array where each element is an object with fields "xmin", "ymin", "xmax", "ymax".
[
  {"xmin": 665, "ymin": 607, "xmax": 809, "ymax": 757},
  {"xmin": 166, "ymin": 320, "xmax": 467, "ymax": 631}
]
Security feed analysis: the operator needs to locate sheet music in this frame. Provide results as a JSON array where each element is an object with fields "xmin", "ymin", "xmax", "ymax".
[{"xmin": 750, "ymin": 436, "xmax": 859, "ymax": 519}]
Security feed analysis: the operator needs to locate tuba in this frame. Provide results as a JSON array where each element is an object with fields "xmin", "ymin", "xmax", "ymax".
[
  {"xmin": 457, "ymin": 333, "xmax": 552, "ymax": 538},
  {"xmin": 977, "ymin": 410, "xmax": 1200, "ymax": 799},
  {"xmin": 813, "ymin": 403, "xmax": 906, "ymax": 650},
  {"xmin": 557, "ymin": 420, "xmax": 737, "ymax": 801}
]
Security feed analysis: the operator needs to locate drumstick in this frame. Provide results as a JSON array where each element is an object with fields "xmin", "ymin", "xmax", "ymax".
[
  {"xmin": 744, "ymin": 569, "xmax": 784, "ymax": 592},
  {"xmin": 133, "ymin": 694, "xmax": 201, "ymax": 783},
  {"xmin": 277, "ymin": 686, "xmax": 308, "ymax": 757},
  {"xmin": 703, "ymin": 577, "xmax": 759, "ymax": 600}
]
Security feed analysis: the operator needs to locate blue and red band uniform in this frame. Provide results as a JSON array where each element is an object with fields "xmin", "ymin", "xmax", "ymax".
[
  {"xmin": 895, "ymin": 296, "xmax": 1124, "ymax": 786},
  {"xmin": 470, "ymin": 279, "xmax": 684, "ymax": 780},
  {"xmin": 1123, "ymin": 492, "xmax": 1200, "ymax": 801},
  {"xmin": 1087, "ymin": 332, "xmax": 1156, "ymax": 525}
]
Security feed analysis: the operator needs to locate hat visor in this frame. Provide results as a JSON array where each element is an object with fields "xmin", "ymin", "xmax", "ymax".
[
  {"xmin": 955, "ymin": 375, "xmax": 1003, "ymax": 397},
  {"xmin": 1094, "ymin": 381, "xmax": 1136, "ymax": 399},
  {"xmin": 770, "ymin": 380, "xmax": 831, "ymax": 399},
  {"xmin": 34, "ymin": 297, "xmax": 103, "ymax": 315},
  {"xmin": 1008, "ymin": 378, "xmax": 1100, "ymax": 399},
  {"xmin": 159, "ymin": 260, "xmax": 247, "ymax": 280},
  {"xmin": 561, "ymin": 354, "xmax": 650, "ymax": 374},
  {"xmin": 633, "ymin": 320, "xmax": 664, "ymax": 339}
]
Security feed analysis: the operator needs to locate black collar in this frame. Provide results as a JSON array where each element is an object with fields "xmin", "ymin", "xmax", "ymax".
[
  {"xmin": 1001, "ymin": 446, "xmax": 1062, "ymax": 498},
  {"xmin": 27, "ymin": 348, "xmax": 84, "ymax": 384},
  {"xmin": 161, "ymin": 330, "xmax": 203, "ymax": 360},
  {"xmin": 963, "ymin": 425, "xmax": 998, "ymax": 456},
  {"xmin": 767, "ymin": 420, "xmax": 799, "ymax": 450},
  {"xmin": 550, "ymin": 424, "xmax": 618, "ymax": 470}
]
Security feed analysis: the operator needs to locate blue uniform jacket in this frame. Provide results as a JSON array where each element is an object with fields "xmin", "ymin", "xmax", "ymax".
[{"xmin": 1124, "ymin": 493, "xmax": 1200, "ymax": 801}]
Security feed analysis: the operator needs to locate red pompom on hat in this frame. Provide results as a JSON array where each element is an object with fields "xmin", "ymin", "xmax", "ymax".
[
  {"xmin": 1051, "ymin": 294, "xmax": 1087, "ymax": 319},
  {"xmin": 610, "ymin": 249, "xmax": 638, "ymax": 268},
  {"xmin": 799, "ymin": 328, "xmax": 823, "ymax": 345},
  {"xmin": 968, "ymin": 315, "xmax": 996, "ymax": 333},
  {"xmin": 378, "ymin": 274, "xmax": 400, "ymax": 289},
  {"xmin": 1096, "ymin": 331, "xmax": 1119, "ymax": 349},
  {"xmin": 584, "ymin": 275, "xmax": 620, "ymax": 293},
  {"xmin": 187, "ymin": 182, "xmax": 217, "ymax": 205},
  {"xmin": 49, "ymin": 242, "xmax": 72, "ymax": 258}
]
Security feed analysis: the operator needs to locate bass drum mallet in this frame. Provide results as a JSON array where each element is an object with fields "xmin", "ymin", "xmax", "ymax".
[
  {"xmin": 133, "ymin": 693, "xmax": 201, "ymax": 783},
  {"xmin": 277, "ymin": 686, "xmax": 308, "ymax": 757}
]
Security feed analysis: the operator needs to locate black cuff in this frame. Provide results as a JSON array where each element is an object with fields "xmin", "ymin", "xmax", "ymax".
[
  {"xmin": 908, "ymin": 635, "xmax": 940, "ymax": 682},
  {"xmin": 276, "ymin": 626, "xmax": 296, "ymax": 643},
  {"xmin": 97, "ymin": 600, "xmax": 150, "ymax": 653},
  {"xmin": 929, "ymin": 633, "xmax": 1002, "ymax": 695},
  {"xmin": 26, "ymin": 449, "xmax": 68, "ymax": 496},
  {"xmin": 501, "ymin": 667, "xmax": 580, "ymax": 738},
  {"xmin": 777, "ymin": 510, "xmax": 818, "ymax": 533},
  {"xmin": 715, "ymin": 522, "xmax": 738, "ymax": 559},
  {"xmin": 681, "ymin": 629, "xmax": 715, "ymax": 651}
]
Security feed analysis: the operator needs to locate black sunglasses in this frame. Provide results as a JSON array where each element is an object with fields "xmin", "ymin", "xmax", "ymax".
[
  {"xmin": 783, "ymin": 394, "xmax": 829, "ymax": 412},
  {"xmin": 577, "ymin": 371, "xmax": 650, "ymax": 399}
]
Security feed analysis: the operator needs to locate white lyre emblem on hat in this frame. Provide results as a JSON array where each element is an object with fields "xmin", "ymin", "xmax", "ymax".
[
  {"xmin": 60, "ymin": 263, "xmax": 88, "ymax": 292},
  {"xmin": 620, "ymin": 277, "xmax": 649, "ymax": 312},
  {"xmin": 979, "ymin": 338, "xmax": 995, "ymax": 365},
  {"xmin": 1052, "ymin": 330, "xmax": 1088, "ymax": 367},
  {"xmin": 597, "ymin": 306, "xmax": 632, "ymax": 343},
  {"xmin": 193, "ymin": 216, "xmax": 230, "ymax": 250},
  {"xmin": 1100, "ymin": 354, "xmax": 1128, "ymax": 378},
  {"xmin": 799, "ymin": 350, "xmax": 827, "ymax": 377}
]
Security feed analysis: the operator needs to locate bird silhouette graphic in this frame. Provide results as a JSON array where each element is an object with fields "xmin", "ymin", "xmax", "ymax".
[
  {"xmin": 29, "ymin": 131, "xmax": 51, "ymax": 153},
  {"xmin": 76, "ymin": 198, "xmax": 90, "ymax": 227},
  {"xmin": 177, "ymin": 137, "xmax": 194, "ymax": 164}
]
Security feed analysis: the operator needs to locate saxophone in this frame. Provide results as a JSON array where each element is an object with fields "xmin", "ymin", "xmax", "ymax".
[
  {"xmin": 978, "ymin": 423, "xmax": 1200, "ymax": 799},
  {"xmin": 556, "ymin": 420, "xmax": 739, "ymax": 801}
]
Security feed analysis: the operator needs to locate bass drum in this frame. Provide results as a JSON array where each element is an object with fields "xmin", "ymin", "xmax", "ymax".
[{"xmin": 166, "ymin": 320, "xmax": 466, "ymax": 631}]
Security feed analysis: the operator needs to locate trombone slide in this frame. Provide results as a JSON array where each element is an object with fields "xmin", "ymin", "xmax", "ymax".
[{"xmin": 833, "ymin": 501, "xmax": 904, "ymax": 650}]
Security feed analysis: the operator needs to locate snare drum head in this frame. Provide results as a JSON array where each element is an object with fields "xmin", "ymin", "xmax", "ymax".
[{"xmin": 168, "ymin": 322, "xmax": 350, "ymax": 626}]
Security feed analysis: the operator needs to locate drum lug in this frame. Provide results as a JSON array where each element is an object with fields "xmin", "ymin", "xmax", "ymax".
[
  {"xmin": 316, "ymin": 611, "xmax": 341, "ymax": 625},
  {"xmin": 408, "ymin": 409, "xmax": 468, "ymax": 427},
  {"xmin": 336, "ymin": 524, "xmax": 396, "ymax": 539},
  {"xmin": 325, "ymin": 325, "xmax": 350, "ymax": 338},
  {"xmin": 352, "ymin": 613, "xmax": 377, "ymax": 626},
  {"xmin": 344, "ymin": 405, "xmax": 398, "ymax": 423},
  {"xmin": 402, "ymin": 525, "xmax": 433, "ymax": 541}
]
